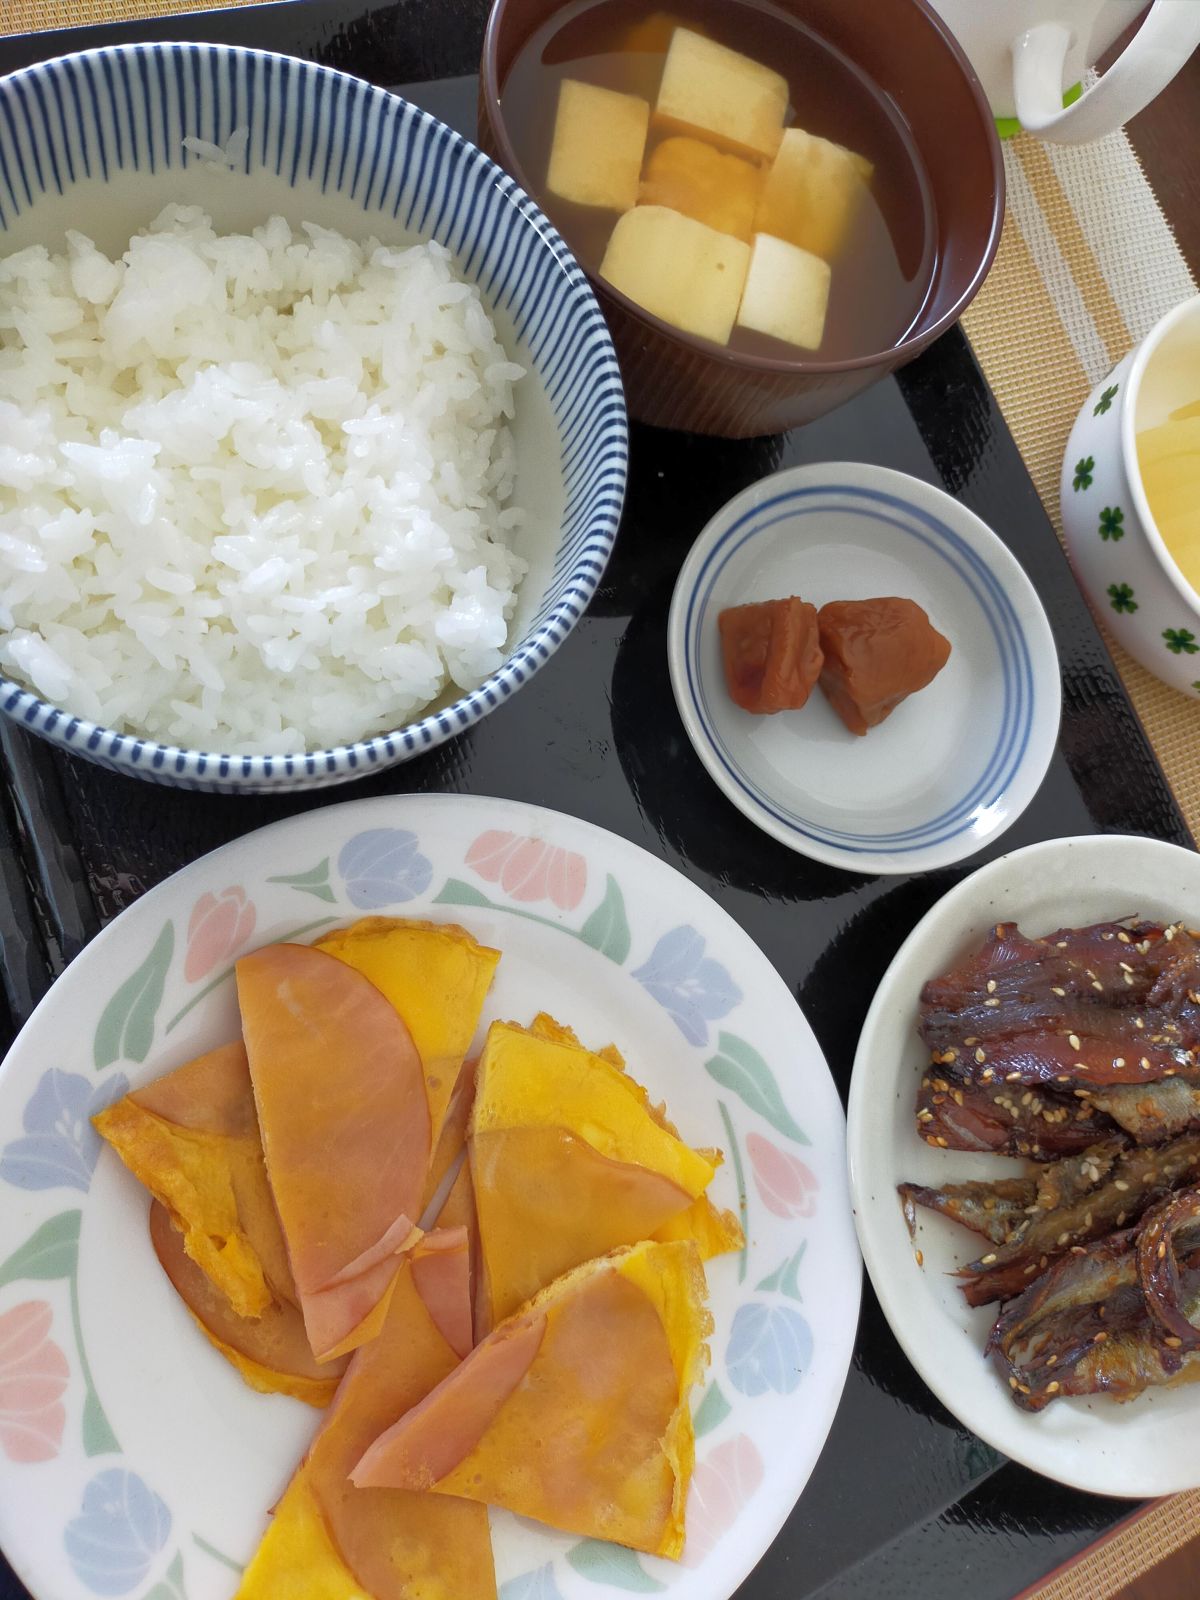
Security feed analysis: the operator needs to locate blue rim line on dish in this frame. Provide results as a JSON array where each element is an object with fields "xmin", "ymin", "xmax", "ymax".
[
  {"xmin": 682, "ymin": 484, "xmax": 1034, "ymax": 854},
  {"xmin": 0, "ymin": 42, "xmax": 628, "ymax": 789},
  {"xmin": 687, "ymin": 493, "xmax": 1029, "ymax": 844},
  {"xmin": 684, "ymin": 487, "xmax": 1031, "ymax": 848}
]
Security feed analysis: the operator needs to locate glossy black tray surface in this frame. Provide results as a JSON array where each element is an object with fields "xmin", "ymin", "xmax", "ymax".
[{"xmin": 0, "ymin": 5, "xmax": 1191, "ymax": 1599}]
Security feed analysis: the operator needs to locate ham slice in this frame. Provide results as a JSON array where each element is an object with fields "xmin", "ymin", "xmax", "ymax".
[
  {"xmin": 411, "ymin": 1227, "xmax": 474, "ymax": 1362},
  {"xmin": 149, "ymin": 1201, "xmax": 346, "ymax": 1407},
  {"xmin": 236, "ymin": 944, "xmax": 432, "ymax": 1361},
  {"xmin": 352, "ymin": 1240, "xmax": 712, "ymax": 1560},
  {"xmin": 470, "ymin": 1016, "xmax": 741, "ymax": 1327},
  {"xmin": 237, "ymin": 1230, "xmax": 495, "ymax": 1600}
]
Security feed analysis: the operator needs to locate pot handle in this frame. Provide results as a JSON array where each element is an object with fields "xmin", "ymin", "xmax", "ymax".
[{"xmin": 1012, "ymin": 2, "xmax": 1200, "ymax": 144}]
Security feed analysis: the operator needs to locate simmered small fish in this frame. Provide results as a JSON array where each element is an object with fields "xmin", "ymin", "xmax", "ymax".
[
  {"xmin": 915, "ymin": 1070, "xmax": 1113, "ymax": 1160},
  {"xmin": 988, "ymin": 1190, "xmax": 1200, "ymax": 1410},
  {"xmin": 915, "ymin": 919, "xmax": 1200, "ymax": 1157},
  {"xmin": 904, "ymin": 1133, "xmax": 1200, "ymax": 1306}
]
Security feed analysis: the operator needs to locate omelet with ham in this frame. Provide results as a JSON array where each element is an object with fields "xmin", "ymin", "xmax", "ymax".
[
  {"xmin": 237, "ymin": 1229, "xmax": 495, "ymax": 1600},
  {"xmin": 149, "ymin": 1200, "xmax": 346, "ymax": 1406},
  {"xmin": 351, "ymin": 1239, "xmax": 710, "ymax": 1560},
  {"xmin": 95, "ymin": 919, "xmax": 499, "ymax": 1383},
  {"xmin": 470, "ymin": 1015, "xmax": 741, "ymax": 1327},
  {"xmin": 97, "ymin": 915, "xmax": 732, "ymax": 1582},
  {"xmin": 93, "ymin": 1041, "xmax": 290, "ymax": 1321}
]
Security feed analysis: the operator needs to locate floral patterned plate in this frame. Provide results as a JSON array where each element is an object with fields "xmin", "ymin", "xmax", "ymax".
[{"xmin": 0, "ymin": 794, "xmax": 859, "ymax": 1600}]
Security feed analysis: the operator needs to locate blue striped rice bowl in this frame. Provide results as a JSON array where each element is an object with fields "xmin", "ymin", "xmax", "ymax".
[{"xmin": 0, "ymin": 43, "xmax": 627, "ymax": 791}]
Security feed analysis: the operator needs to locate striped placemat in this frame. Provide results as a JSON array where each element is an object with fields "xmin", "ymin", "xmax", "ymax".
[
  {"xmin": 3, "ymin": 7, "xmax": 1200, "ymax": 1595},
  {"xmin": 963, "ymin": 127, "xmax": 1199, "ymax": 841},
  {"xmin": 9, "ymin": 0, "xmax": 273, "ymax": 25}
]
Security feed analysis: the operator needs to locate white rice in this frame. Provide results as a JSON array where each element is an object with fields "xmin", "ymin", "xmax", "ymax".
[{"xmin": 0, "ymin": 204, "xmax": 527, "ymax": 753}]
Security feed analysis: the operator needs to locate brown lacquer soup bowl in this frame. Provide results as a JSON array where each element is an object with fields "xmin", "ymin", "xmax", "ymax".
[{"xmin": 479, "ymin": 0, "xmax": 1004, "ymax": 437}]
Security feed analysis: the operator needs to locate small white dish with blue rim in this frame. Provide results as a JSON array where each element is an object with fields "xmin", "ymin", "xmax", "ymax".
[{"xmin": 668, "ymin": 463, "xmax": 1061, "ymax": 876}]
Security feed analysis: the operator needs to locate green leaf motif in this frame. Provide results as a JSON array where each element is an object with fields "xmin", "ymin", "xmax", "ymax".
[
  {"xmin": 93, "ymin": 922, "xmax": 175, "ymax": 1069},
  {"xmin": 145, "ymin": 1550, "xmax": 187, "ymax": 1600},
  {"xmin": 1072, "ymin": 454, "xmax": 1094, "ymax": 491},
  {"xmin": 191, "ymin": 1535, "xmax": 244, "ymax": 1574},
  {"xmin": 716, "ymin": 1100, "xmax": 748, "ymax": 1284},
  {"xmin": 566, "ymin": 1542, "xmax": 664, "ymax": 1593},
  {"xmin": 267, "ymin": 859, "xmax": 336, "ymax": 904},
  {"xmin": 693, "ymin": 1380, "xmax": 731, "ymax": 1438},
  {"xmin": 0, "ymin": 1210, "xmax": 80, "ymax": 1287},
  {"xmin": 435, "ymin": 878, "xmax": 494, "ymax": 910},
  {"xmin": 706, "ymin": 1033, "xmax": 809, "ymax": 1145},
  {"xmin": 82, "ymin": 1387, "xmax": 119, "ymax": 1456},
  {"xmin": 1107, "ymin": 582, "xmax": 1138, "ymax": 614},
  {"xmin": 756, "ymin": 1241, "xmax": 807, "ymax": 1300},
  {"xmin": 435, "ymin": 879, "xmax": 582, "ymax": 939},
  {"xmin": 1093, "ymin": 383, "xmax": 1118, "ymax": 416},
  {"xmin": 578, "ymin": 875, "xmax": 631, "ymax": 964}
]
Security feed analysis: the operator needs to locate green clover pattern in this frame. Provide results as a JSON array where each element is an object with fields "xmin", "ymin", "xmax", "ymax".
[
  {"xmin": 1164, "ymin": 628, "xmax": 1199, "ymax": 656},
  {"xmin": 1072, "ymin": 455, "xmax": 1094, "ymax": 491},
  {"xmin": 1094, "ymin": 384, "xmax": 1118, "ymax": 416},
  {"xmin": 1098, "ymin": 506, "xmax": 1125, "ymax": 541},
  {"xmin": 1107, "ymin": 583, "xmax": 1137, "ymax": 614}
]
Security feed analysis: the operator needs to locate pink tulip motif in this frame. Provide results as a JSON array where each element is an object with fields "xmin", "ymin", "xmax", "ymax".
[
  {"xmin": 684, "ymin": 1435, "xmax": 764, "ymax": 1565},
  {"xmin": 184, "ymin": 886, "xmax": 257, "ymax": 983},
  {"xmin": 0, "ymin": 1301, "xmax": 68, "ymax": 1463},
  {"xmin": 747, "ymin": 1131, "xmax": 819, "ymax": 1219},
  {"xmin": 465, "ymin": 831, "xmax": 587, "ymax": 911}
]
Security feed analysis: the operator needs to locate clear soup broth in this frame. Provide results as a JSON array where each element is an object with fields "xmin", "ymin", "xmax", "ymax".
[{"xmin": 501, "ymin": 0, "xmax": 938, "ymax": 363}]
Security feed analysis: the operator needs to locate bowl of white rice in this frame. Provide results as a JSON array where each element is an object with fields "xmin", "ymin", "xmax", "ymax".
[{"xmin": 0, "ymin": 43, "xmax": 626, "ymax": 790}]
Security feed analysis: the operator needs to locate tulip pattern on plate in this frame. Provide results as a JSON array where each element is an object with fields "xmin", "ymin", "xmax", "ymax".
[
  {"xmin": 0, "ymin": 1301, "xmax": 68, "ymax": 1463},
  {"xmin": 0, "ymin": 801, "xmax": 852, "ymax": 1600},
  {"xmin": 683, "ymin": 1437, "xmax": 765, "ymax": 1566},
  {"xmin": 0, "ymin": 1070, "xmax": 127, "ymax": 1194},
  {"xmin": 466, "ymin": 830, "xmax": 588, "ymax": 910},
  {"xmin": 183, "ymin": 889, "xmax": 256, "ymax": 983},
  {"xmin": 63, "ymin": 1469, "xmax": 170, "ymax": 1596},
  {"xmin": 747, "ymin": 1134, "xmax": 818, "ymax": 1220}
]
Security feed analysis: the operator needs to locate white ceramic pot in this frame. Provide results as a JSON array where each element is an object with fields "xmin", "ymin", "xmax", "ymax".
[
  {"xmin": 1060, "ymin": 294, "xmax": 1200, "ymax": 696},
  {"xmin": 926, "ymin": 0, "xmax": 1200, "ymax": 142}
]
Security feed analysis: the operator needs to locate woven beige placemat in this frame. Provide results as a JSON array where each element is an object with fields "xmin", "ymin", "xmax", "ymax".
[
  {"xmin": 6, "ymin": 0, "xmax": 272, "ymax": 29},
  {"xmin": 963, "ymin": 131, "xmax": 1199, "ymax": 841},
  {"xmin": 1015, "ymin": 1493, "xmax": 1200, "ymax": 1600}
]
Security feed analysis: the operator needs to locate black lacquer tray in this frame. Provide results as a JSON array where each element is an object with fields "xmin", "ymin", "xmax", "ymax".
[{"xmin": 0, "ymin": 5, "xmax": 1192, "ymax": 1598}]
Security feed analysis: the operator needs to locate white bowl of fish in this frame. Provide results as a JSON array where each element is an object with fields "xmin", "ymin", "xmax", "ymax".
[
  {"xmin": 848, "ymin": 832, "xmax": 1200, "ymax": 1497},
  {"xmin": 0, "ymin": 43, "xmax": 627, "ymax": 791}
]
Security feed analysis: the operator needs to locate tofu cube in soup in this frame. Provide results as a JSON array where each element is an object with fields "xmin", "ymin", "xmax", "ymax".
[
  {"xmin": 755, "ymin": 127, "xmax": 873, "ymax": 261},
  {"xmin": 639, "ymin": 136, "xmax": 764, "ymax": 242},
  {"xmin": 737, "ymin": 234, "xmax": 831, "ymax": 350},
  {"xmin": 600, "ymin": 205, "xmax": 750, "ymax": 344},
  {"xmin": 547, "ymin": 79, "xmax": 650, "ymax": 211},
  {"xmin": 654, "ymin": 29, "xmax": 788, "ymax": 162}
]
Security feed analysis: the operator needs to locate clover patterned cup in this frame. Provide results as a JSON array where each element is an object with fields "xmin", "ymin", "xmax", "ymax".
[{"xmin": 1060, "ymin": 295, "xmax": 1200, "ymax": 696}]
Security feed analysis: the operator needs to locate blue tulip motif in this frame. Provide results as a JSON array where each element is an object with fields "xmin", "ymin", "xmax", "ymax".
[
  {"xmin": 63, "ymin": 1469, "xmax": 171, "ymax": 1595},
  {"xmin": 725, "ymin": 1303, "xmax": 812, "ymax": 1397},
  {"xmin": 337, "ymin": 829, "xmax": 433, "ymax": 909},
  {"xmin": 0, "ymin": 1069, "xmax": 128, "ymax": 1193},
  {"xmin": 631, "ymin": 925, "xmax": 742, "ymax": 1047}
]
